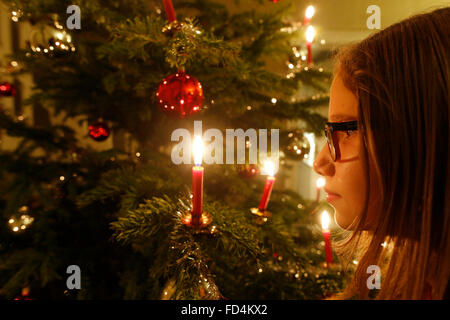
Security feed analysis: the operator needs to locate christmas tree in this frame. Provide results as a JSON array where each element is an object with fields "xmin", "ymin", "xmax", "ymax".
[{"xmin": 0, "ymin": 0, "xmax": 347, "ymax": 299}]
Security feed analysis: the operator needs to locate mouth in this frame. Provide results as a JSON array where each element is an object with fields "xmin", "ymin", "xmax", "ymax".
[{"xmin": 324, "ymin": 188, "xmax": 341, "ymax": 201}]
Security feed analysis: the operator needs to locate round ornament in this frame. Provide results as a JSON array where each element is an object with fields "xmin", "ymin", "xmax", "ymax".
[
  {"xmin": 0, "ymin": 82, "xmax": 16, "ymax": 96},
  {"xmin": 27, "ymin": 23, "xmax": 75, "ymax": 56},
  {"xmin": 284, "ymin": 130, "xmax": 310, "ymax": 160},
  {"xmin": 156, "ymin": 71, "xmax": 203, "ymax": 117},
  {"xmin": 88, "ymin": 121, "xmax": 110, "ymax": 142},
  {"xmin": 238, "ymin": 163, "xmax": 260, "ymax": 178}
]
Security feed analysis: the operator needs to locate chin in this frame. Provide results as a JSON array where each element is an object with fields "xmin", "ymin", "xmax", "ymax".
[{"xmin": 334, "ymin": 210, "xmax": 355, "ymax": 230}]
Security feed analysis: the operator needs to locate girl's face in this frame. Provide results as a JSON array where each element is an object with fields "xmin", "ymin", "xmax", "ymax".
[{"xmin": 313, "ymin": 74, "xmax": 379, "ymax": 229}]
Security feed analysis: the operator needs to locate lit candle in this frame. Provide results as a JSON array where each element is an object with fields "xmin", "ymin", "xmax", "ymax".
[
  {"xmin": 162, "ymin": 0, "xmax": 177, "ymax": 22},
  {"xmin": 191, "ymin": 135, "xmax": 204, "ymax": 226},
  {"xmin": 303, "ymin": 5, "xmax": 315, "ymax": 25},
  {"xmin": 321, "ymin": 211, "xmax": 333, "ymax": 266},
  {"xmin": 316, "ymin": 177, "xmax": 325, "ymax": 202},
  {"xmin": 258, "ymin": 160, "xmax": 276, "ymax": 211},
  {"xmin": 306, "ymin": 25, "xmax": 315, "ymax": 64}
]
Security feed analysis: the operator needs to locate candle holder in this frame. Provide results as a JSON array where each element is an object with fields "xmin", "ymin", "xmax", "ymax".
[
  {"xmin": 181, "ymin": 210, "xmax": 213, "ymax": 233},
  {"xmin": 162, "ymin": 20, "xmax": 183, "ymax": 35},
  {"xmin": 250, "ymin": 207, "xmax": 272, "ymax": 225}
]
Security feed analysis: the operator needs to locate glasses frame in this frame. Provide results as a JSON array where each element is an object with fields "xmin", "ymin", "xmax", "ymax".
[{"xmin": 324, "ymin": 120, "xmax": 358, "ymax": 161}]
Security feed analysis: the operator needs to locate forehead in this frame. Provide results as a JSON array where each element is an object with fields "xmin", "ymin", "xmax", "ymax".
[{"xmin": 328, "ymin": 74, "xmax": 358, "ymax": 122}]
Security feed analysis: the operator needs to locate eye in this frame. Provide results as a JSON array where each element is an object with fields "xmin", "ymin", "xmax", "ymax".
[{"xmin": 345, "ymin": 130, "xmax": 356, "ymax": 138}]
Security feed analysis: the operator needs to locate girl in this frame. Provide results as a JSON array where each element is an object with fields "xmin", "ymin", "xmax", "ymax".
[{"xmin": 313, "ymin": 7, "xmax": 449, "ymax": 299}]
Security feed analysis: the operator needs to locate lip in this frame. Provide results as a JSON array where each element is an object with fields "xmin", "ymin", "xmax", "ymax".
[{"xmin": 324, "ymin": 188, "xmax": 341, "ymax": 201}]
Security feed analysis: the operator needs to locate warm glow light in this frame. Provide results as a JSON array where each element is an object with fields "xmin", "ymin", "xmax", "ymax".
[
  {"xmin": 321, "ymin": 211, "xmax": 330, "ymax": 230},
  {"xmin": 305, "ymin": 5, "xmax": 315, "ymax": 19},
  {"xmin": 316, "ymin": 177, "xmax": 325, "ymax": 188},
  {"xmin": 306, "ymin": 26, "xmax": 316, "ymax": 43},
  {"xmin": 193, "ymin": 135, "xmax": 204, "ymax": 166},
  {"xmin": 263, "ymin": 160, "xmax": 275, "ymax": 177}
]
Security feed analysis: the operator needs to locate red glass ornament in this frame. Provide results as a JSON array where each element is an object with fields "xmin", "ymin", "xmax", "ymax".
[
  {"xmin": 0, "ymin": 82, "xmax": 16, "ymax": 96},
  {"xmin": 88, "ymin": 122, "xmax": 110, "ymax": 141},
  {"xmin": 238, "ymin": 163, "xmax": 260, "ymax": 178},
  {"xmin": 156, "ymin": 71, "xmax": 203, "ymax": 117}
]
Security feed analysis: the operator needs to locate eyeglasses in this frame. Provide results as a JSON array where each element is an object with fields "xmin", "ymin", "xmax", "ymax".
[{"xmin": 324, "ymin": 120, "xmax": 358, "ymax": 161}]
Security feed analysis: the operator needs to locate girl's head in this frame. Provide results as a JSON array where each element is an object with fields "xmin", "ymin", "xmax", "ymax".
[{"xmin": 313, "ymin": 7, "xmax": 449, "ymax": 299}]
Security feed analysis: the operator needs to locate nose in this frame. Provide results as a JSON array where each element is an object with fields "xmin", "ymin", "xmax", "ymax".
[{"xmin": 313, "ymin": 143, "xmax": 335, "ymax": 177}]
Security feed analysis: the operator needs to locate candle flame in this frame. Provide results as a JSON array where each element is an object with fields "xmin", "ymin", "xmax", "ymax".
[
  {"xmin": 316, "ymin": 177, "xmax": 325, "ymax": 188},
  {"xmin": 306, "ymin": 26, "xmax": 315, "ymax": 43},
  {"xmin": 193, "ymin": 135, "xmax": 204, "ymax": 166},
  {"xmin": 305, "ymin": 5, "xmax": 315, "ymax": 19},
  {"xmin": 263, "ymin": 160, "xmax": 275, "ymax": 177},
  {"xmin": 321, "ymin": 211, "xmax": 330, "ymax": 230}
]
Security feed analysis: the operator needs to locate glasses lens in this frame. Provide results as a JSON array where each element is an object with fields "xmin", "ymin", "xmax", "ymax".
[{"xmin": 325, "ymin": 127, "xmax": 336, "ymax": 161}]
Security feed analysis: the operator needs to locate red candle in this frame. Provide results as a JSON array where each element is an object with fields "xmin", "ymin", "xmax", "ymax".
[
  {"xmin": 162, "ymin": 0, "xmax": 177, "ymax": 22},
  {"xmin": 321, "ymin": 211, "xmax": 333, "ymax": 265},
  {"xmin": 191, "ymin": 166, "xmax": 203, "ymax": 226},
  {"xmin": 258, "ymin": 176, "xmax": 276, "ymax": 211},
  {"xmin": 316, "ymin": 177, "xmax": 325, "ymax": 202},
  {"xmin": 307, "ymin": 42, "xmax": 313, "ymax": 64},
  {"xmin": 306, "ymin": 26, "xmax": 315, "ymax": 65},
  {"xmin": 258, "ymin": 160, "xmax": 276, "ymax": 211},
  {"xmin": 191, "ymin": 136, "xmax": 204, "ymax": 226}
]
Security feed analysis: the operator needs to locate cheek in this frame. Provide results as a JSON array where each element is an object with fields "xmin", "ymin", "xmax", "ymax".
[{"xmin": 333, "ymin": 159, "xmax": 367, "ymax": 229}]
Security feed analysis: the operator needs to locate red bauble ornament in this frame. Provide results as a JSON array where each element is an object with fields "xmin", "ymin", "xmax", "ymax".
[
  {"xmin": 156, "ymin": 71, "xmax": 203, "ymax": 117},
  {"xmin": 238, "ymin": 163, "xmax": 260, "ymax": 178},
  {"xmin": 88, "ymin": 121, "xmax": 110, "ymax": 141},
  {"xmin": 0, "ymin": 82, "xmax": 16, "ymax": 96}
]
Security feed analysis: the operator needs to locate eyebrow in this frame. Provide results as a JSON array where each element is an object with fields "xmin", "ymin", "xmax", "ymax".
[{"xmin": 328, "ymin": 114, "xmax": 357, "ymax": 122}]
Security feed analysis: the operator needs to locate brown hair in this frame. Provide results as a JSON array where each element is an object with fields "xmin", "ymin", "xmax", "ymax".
[{"xmin": 334, "ymin": 7, "xmax": 449, "ymax": 299}]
